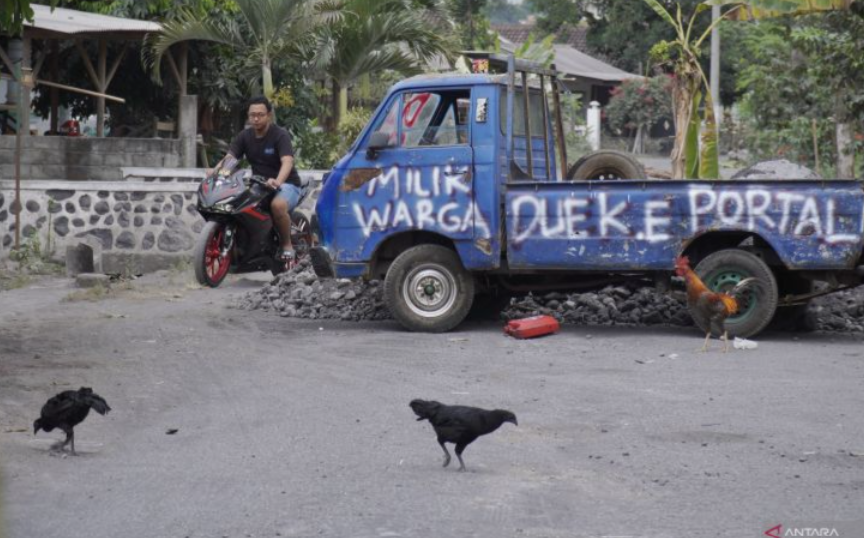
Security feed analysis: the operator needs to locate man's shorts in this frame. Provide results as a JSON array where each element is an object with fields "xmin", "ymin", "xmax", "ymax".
[{"xmin": 277, "ymin": 183, "xmax": 303, "ymax": 208}]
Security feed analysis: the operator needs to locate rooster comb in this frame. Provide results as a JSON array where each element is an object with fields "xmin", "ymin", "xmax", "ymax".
[{"xmin": 675, "ymin": 256, "xmax": 690, "ymax": 268}]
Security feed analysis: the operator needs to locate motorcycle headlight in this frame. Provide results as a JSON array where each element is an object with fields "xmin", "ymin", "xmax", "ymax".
[{"xmin": 215, "ymin": 196, "xmax": 236, "ymax": 212}]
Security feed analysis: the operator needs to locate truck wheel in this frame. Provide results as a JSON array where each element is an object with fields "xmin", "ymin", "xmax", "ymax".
[
  {"xmin": 692, "ymin": 249, "xmax": 779, "ymax": 338},
  {"xmin": 384, "ymin": 245, "xmax": 475, "ymax": 332},
  {"xmin": 194, "ymin": 221, "xmax": 232, "ymax": 287},
  {"xmin": 566, "ymin": 150, "xmax": 646, "ymax": 180}
]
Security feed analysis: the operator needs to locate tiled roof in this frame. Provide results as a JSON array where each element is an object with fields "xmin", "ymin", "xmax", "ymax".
[{"xmin": 492, "ymin": 23, "xmax": 588, "ymax": 52}]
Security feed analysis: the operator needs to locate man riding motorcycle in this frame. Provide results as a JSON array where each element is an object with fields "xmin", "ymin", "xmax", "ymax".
[{"xmin": 213, "ymin": 96, "xmax": 304, "ymax": 263}]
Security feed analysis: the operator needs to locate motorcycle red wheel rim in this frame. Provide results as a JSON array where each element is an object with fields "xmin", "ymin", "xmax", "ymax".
[{"xmin": 205, "ymin": 227, "xmax": 231, "ymax": 282}]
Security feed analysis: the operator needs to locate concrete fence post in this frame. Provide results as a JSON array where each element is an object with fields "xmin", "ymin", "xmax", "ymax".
[
  {"xmin": 179, "ymin": 94, "xmax": 198, "ymax": 168},
  {"xmin": 587, "ymin": 101, "xmax": 602, "ymax": 151}
]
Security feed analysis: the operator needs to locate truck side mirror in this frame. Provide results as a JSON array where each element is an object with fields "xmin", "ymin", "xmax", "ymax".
[{"xmin": 366, "ymin": 131, "xmax": 392, "ymax": 159}]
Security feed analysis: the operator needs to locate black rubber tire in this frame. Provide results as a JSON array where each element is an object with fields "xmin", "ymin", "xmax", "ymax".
[
  {"xmin": 193, "ymin": 221, "xmax": 232, "ymax": 288},
  {"xmin": 692, "ymin": 249, "xmax": 779, "ymax": 338},
  {"xmin": 566, "ymin": 150, "xmax": 647, "ymax": 180},
  {"xmin": 291, "ymin": 211, "xmax": 315, "ymax": 258},
  {"xmin": 384, "ymin": 245, "xmax": 475, "ymax": 332}
]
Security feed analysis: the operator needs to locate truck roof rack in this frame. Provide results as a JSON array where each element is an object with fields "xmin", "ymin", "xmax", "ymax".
[
  {"xmin": 461, "ymin": 51, "xmax": 560, "ymax": 78},
  {"xmin": 462, "ymin": 52, "xmax": 568, "ymax": 183}
]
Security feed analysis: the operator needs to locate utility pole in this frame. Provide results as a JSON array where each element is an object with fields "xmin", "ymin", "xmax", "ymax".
[{"xmin": 710, "ymin": 5, "xmax": 722, "ymax": 130}]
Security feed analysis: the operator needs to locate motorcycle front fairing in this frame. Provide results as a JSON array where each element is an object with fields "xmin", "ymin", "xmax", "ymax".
[{"xmin": 198, "ymin": 169, "xmax": 251, "ymax": 212}]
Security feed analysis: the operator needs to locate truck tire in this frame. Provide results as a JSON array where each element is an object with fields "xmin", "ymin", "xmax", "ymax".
[
  {"xmin": 566, "ymin": 150, "xmax": 646, "ymax": 180},
  {"xmin": 692, "ymin": 249, "xmax": 779, "ymax": 338},
  {"xmin": 194, "ymin": 221, "xmax": 232, "ymax": 287},
  {"xmin": 384, "ymin": 245, "xmax": 475, "ymax": 332}
]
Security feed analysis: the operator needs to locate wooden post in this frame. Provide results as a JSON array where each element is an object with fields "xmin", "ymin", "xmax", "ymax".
[
  {"xmin": 178, "ymin": 42, "xmax": 188, "ymax": 96},
  {"xmin": 50, "ymin": 40, "xmax": 59, "ymax": 133},
  {"xmin": 21, "ymin": 37, "xmax": 32, "ymax": 135},
  {"xmin": 97, "ymin": 39, "xmax": 106, "ymax": 137}
]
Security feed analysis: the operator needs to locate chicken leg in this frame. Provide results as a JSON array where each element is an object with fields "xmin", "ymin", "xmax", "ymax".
[
  {"xmin": 438, "ymin": 438, "xmax": 451, "ymax": 468},
  {"xmin": 61, "ymin": 427, "xmax": 77, "ymax": 454},
  {"xmin": 722, "ymin": 331, "xmax": 730, "ymax": 353},
  {"xmin": 701, "ymin": 332, "xmax": 712, "ymax": 352},
  {"xmin": 455, "ymin": 443, "xmax": 468, "ymax": 472}
]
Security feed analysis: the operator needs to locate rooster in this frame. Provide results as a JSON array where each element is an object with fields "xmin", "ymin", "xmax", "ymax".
[{"xmin": 675, "ymin": 256, "xmax": 758, "ymax": 352}]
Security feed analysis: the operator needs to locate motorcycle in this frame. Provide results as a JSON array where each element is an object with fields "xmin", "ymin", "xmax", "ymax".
[{"xmin": 193, "ymin": 157, "xmax": 314, "ymax": 287}]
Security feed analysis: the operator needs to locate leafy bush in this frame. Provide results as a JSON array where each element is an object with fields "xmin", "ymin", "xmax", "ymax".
[
  {"xmin": 335, "ymin": 107, "xmax": 373, "ymax": 159},
  {"xmin": 605, "ymin": 76, "xmax": 673, "ymax": 135},
  {"xmin": 294, "ymin": 119, "xmax": 339, "ymax": 170},
  {"xmin": 9, "ymin": 229, "xmax": 47, "ymax": 273}
]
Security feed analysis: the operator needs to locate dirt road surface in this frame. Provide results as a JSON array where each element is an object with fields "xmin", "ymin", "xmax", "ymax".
[{"xmin": 1, "ymin": 271, "xmax": 863, "ymax": 538}]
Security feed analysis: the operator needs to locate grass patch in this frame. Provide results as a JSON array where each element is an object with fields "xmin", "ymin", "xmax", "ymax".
[{"xmin": 63, "ymin": 284, "xmax": 110, "ymax": 302}]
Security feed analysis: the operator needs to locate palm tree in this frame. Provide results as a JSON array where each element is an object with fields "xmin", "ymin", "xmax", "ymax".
[
  {"xmin": 143, "ymin": 0, "xmax": 342, "ymax": 99},
  {"xmin": 312, "ymin": 0, "xmax": 456, "ymax": 127}
]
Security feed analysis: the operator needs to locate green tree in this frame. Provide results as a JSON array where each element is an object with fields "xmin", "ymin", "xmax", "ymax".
[
  {"xmin": 586, "ymin": 0, "xmax": 741, "ymax": 107},
  {"xmin": 448, "ymin": 0, "xmax": 496, "ymax": 49},
  {"xmin": 605, "ymin": 76, "xmax": 674, "ymax": 153},
  {"xmin": 144, "ymin": 0, "xmax": 341, "ymax": 100},
  {"xmin": 0, "ymin": 0, "xmax": 58, "ymax": 36},
  {"xmin": 735, "ymin": 14, "xmax": 864, "ymax": 176},
  {"xmin": 313, "ymin": 0, "xmax": 454, "ymax": 127},
  {"xmin": 528, "ymin": 0, "xmax": 584, "ymax": 34},
  {"xmin": 716, "ymin": 0, "xmax": 860, "ymax": 19}
]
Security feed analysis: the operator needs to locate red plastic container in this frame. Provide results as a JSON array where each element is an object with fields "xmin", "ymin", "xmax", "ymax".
[{"xmin": 504, "ymin": 315, "xmax": 560, "ymax": 339}]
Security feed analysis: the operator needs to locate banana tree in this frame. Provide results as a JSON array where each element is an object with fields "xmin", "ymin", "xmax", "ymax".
[
  {"xmin": 143, "ymin": 0, "xmax": 342, "ymax": 100},
  {"xmin": 644, "ymin": 0, "xmax": 740, "ymax": 179}
]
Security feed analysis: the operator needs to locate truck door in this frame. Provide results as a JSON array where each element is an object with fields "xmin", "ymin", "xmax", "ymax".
[{"xmin": 336, "ymin": 89, "xmax": 475, "ymax": 262}]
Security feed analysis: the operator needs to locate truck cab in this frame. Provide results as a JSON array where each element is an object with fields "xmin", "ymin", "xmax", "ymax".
[{"xmin": 312, "ymin": 54, "xmax": 864, "ymax": 335}]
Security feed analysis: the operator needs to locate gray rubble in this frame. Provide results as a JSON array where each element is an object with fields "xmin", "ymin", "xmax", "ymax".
[{"xmin": 236, "ymin": 260, "xmax": 864, "ymax": 333}]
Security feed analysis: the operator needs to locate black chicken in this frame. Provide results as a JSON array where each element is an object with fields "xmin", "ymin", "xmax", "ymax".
[
  {"xmin": 34, "ymin": 387, "xmax": 111, "ymax": 454},
  {"xmin": 409, "ymin": 399, "xmax": 517, "ymax": 471}
]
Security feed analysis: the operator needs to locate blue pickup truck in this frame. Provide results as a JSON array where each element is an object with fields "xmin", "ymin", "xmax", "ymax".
[{"xmin": 311, "ymin": 54, "xmax": 864, "ymax": 336}]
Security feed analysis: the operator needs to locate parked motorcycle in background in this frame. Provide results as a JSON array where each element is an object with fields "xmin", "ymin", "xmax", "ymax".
[{"xmin": 193, "ymin": 156, "xmax": 314, "ymax": 287}]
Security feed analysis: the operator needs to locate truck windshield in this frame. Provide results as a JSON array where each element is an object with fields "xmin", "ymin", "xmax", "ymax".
[{"xmin": 369, "ymin": 90, "xmax": 470, "ymax": 148}]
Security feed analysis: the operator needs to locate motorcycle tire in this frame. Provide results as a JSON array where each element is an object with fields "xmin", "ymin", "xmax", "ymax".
[
  {"xmin": 291, "ymin": 211, "xmax": 315, "ymax": 258},
  {"xmin": 194, "ymin": 221, "xmax": 232, "ymax": 287}
]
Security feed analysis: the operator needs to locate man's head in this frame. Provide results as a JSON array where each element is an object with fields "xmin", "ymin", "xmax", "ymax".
[{"xmin": 247, "ymin": 96, "xmax": 273, "ymax": 134}]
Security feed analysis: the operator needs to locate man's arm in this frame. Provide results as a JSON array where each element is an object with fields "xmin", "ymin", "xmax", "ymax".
[{"xmin": 267, "ymin": 155, "xmax": 295, "ymax": 188}]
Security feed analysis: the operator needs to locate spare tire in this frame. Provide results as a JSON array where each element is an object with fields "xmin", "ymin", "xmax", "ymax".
[{"xmin": 566, "ymin": 150, "xmax": 646, "ymax": 180}]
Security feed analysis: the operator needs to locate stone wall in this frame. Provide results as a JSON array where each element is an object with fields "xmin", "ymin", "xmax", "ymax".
[
  {"xmin": 0, "ymin": 169, "xmax": 326, "ymax": 273},
  {"xmin": 0, "ymin": 136, "xmax": 181, "ymax": 181},
  {"xmin": 0, "ymin": 178, "xmax": 202, "ymax": 273}
]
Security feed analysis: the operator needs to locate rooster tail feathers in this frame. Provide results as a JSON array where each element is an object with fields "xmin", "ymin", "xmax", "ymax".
[
  {"xmin": 409, "ymin": 399, "xmax": 441, "ymax": 421},
  {"xmin": 730, "ymin": 277, "xmax": 759, "ymax": 299}
]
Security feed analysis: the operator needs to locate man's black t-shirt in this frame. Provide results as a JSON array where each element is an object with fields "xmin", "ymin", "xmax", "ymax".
[{"xmin": 228, "ymin": 125, "xmax": 301, "ymax": 187}]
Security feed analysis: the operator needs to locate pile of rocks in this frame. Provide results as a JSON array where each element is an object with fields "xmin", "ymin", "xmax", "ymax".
[
  {"xmin": 811, "ymin": 287, "xmax": 864, "ymax": 333},
  {"xmin": 237, "ymin": 260, "xmax": 864, "ymax": 333},
  {"xmin": 499, "ymin": 286, "xmax": 693, "ymax": 328},
  {"xmin": 235, "ymin": 259, "xmax": 390, "ymax": 321}
]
